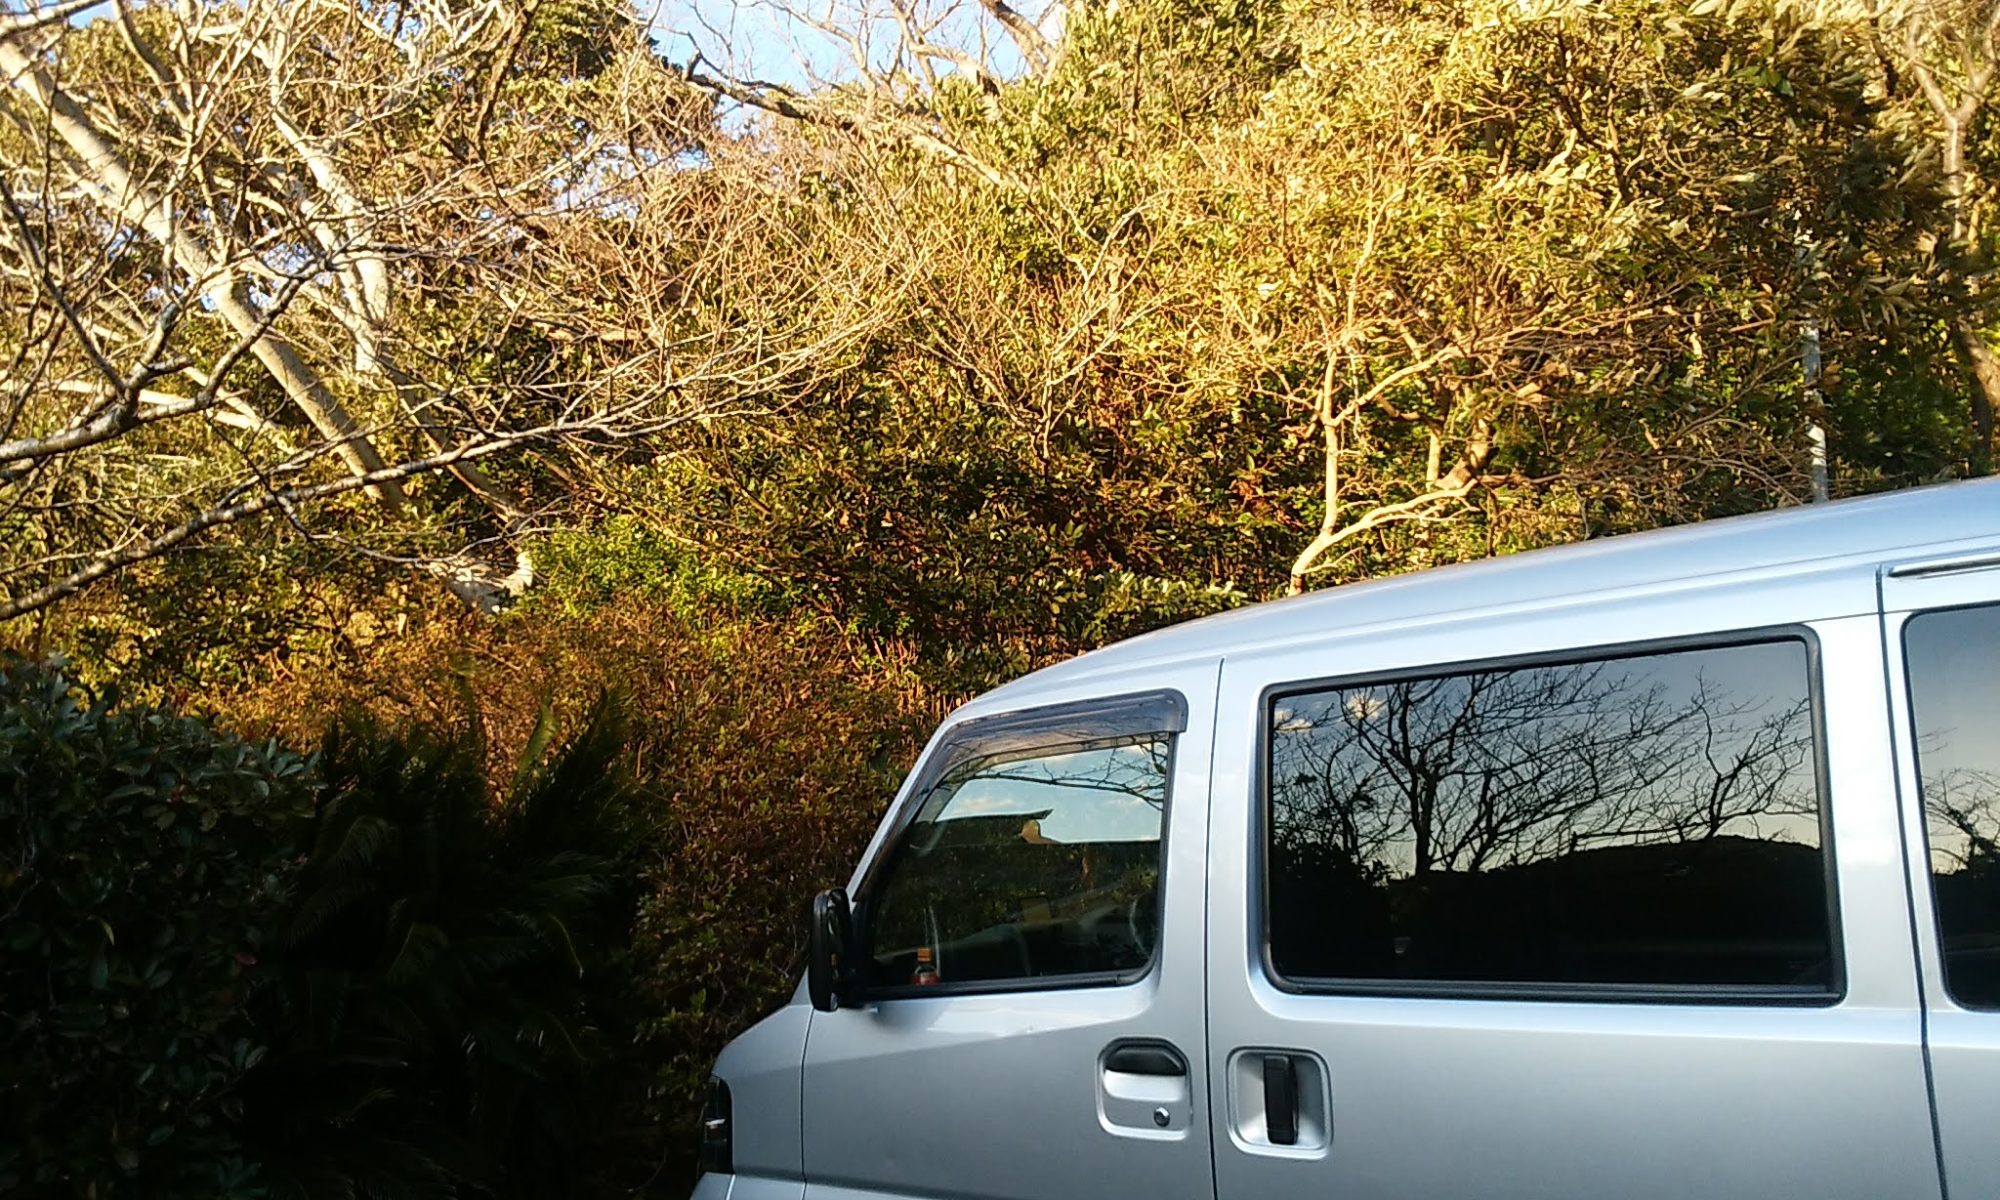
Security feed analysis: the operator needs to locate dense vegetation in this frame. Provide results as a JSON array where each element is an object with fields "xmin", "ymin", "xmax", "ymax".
[{"xmin": 1, "ymin": 0, "xmax": 1994, "ymax": 1194}]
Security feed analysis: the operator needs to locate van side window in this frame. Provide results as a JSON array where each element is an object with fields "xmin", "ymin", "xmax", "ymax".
[
  {"xmin": 1904, "ymin": 605, "xmax": 2000, "ymax": 1009},
  {"xmin": 1265, "ymin": 638, "xmax": 1832, "ymax": 994},
  {"xmin": 862, "ymin": 733, "xmax": 1171, "ymax": 992}
]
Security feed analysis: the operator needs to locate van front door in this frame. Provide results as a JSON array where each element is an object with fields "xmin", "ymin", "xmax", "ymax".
[
  {"xmin": 800, "ymin": 666, "xmax": 1218, "ymax": 1200},
  {"xmin": 1206, "ymin": 604, "xmax": 1939, "ymax": 1200}
]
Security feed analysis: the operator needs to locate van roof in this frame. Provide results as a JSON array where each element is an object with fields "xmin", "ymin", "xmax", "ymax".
[{"xmin": 979, "ymin": 477, "xmax": 2000, "ymax": 709}]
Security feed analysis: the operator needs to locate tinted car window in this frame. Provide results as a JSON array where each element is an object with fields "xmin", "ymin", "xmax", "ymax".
[
  {"xmin": 1266, "ymin": 638, "xmax": 1832, "ymax": 992},
  {"xmin": 863, "ymin": 735, "xmax": 1170, "ymax": 991},
  {"xmin": 1904, "ymin": 605, "xmax": 2000, "ymax": 1009}
]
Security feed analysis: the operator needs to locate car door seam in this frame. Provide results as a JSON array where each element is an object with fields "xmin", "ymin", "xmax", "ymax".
[
  {"xmin": 1204, "ymin": 654, "xmax": 1225, "ymax": 1200},
  {"xmin": 1876, "ymin": 566, "xmax": 1952, "ymax": 1200}
]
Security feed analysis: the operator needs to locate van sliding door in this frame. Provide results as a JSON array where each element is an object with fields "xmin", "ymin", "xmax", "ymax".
[
  {"xmin": 1881, "ymin": 552, "xmax": 2000, "ymax": 1200},
  {"xmin": 1206, "ymin": 580, "xmax": 1937, "ymax": 1199}
]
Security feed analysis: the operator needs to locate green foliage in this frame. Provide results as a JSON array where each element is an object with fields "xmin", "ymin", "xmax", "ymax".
[
  {"xmin": 239, "ymin": 699, "xmax": 647, "ymax": 1200},
  {"xmin": 217, "ymin": 598, "xmax": 937, "ymax": 1193},
  {"xmin": 0, "ymin": 655, "xmax": 658, "ymax": 1198},
  {"xmin": 22, "ymin": 543, "xmax": 426, "ymax": 710},
  {"xmin": 534, "ymin": 0, "xmax": 1976, "ymax": 672},
  {"xmin": 532, "ymin": 517, "xmax": 793, "ymax": 619},
  {"xmin": 0, "ymin": 657, "xmax": 310, "ymax": 1198}
]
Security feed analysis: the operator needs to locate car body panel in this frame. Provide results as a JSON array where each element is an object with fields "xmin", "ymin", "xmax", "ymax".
[
  {"xmin": 800, "ymin": 659, "xmax": 1222, "ymax": 1200},
  {"xmin": 1201, "ymin": 579, "xmax": 1939, "ymax": 1198}
]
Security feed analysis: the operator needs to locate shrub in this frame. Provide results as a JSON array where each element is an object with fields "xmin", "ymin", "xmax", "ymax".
[
  {"xmin": 222, "ymin": 601, "xmax": 942, "ymax": 1193},
  {"xmin": 0, "ymin": 657, "xmax": 310, "ymax": 1198},
  {"xmin": 240, "ymin": 700, "xmax": 647, "ymax": 1199}
]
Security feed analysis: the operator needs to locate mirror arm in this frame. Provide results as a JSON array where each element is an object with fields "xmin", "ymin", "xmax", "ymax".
[{"xmin": 839, "ymin": 895, "xmax": 866, "ymax": 1002}]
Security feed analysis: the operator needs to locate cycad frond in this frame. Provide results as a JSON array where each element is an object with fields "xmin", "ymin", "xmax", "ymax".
[{"xmin": 244, "ymin": 695, "xmax": 643, "ymax": 1198}]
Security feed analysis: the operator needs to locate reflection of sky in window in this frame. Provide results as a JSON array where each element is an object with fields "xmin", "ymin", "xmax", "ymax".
[
  {"xmin": 1274, "ymin": 642, "xmax": 1797, "ymax": 735},
  {"xmin": 932, "ymin": 743, "xmax": 1165, "ymax": 844},
  {"xmin": 1906, "ymin": 607, "xmax": 2000, "ymax": 871},
  {"xmin": 1272, "ymin": 640, "xmax": 1823, "ymax": 878}
]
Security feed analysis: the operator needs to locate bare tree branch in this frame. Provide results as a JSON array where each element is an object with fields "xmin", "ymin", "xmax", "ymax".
[{"xmin": 0, "ymin": 409, "xmax": 705, "ymax": 622}]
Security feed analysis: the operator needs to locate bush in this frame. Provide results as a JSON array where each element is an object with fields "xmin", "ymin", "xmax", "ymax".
[
  {"xmin": 7, "ymin": 599, "xmax": 947, "ymax": 1196},
  {"xmin": 240, "ymin": 700, "xmax": 647, "ymax": 1200},
  {"xmin": 222, "ymin": 601, "xmax": 942, "ymax": 1193},
  {"xmin": 0, "ymin": 657, "xmax": 311, "ymax": 1198},
  {"xmin": 0, "ymin": 654, "xmax": 664, "ymax": 1198}
]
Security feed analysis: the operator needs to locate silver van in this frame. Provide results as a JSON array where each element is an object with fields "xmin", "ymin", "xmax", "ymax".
[{"xmin": 696, "ymin": 479, "xmax": 2000, "ymax": 1200}]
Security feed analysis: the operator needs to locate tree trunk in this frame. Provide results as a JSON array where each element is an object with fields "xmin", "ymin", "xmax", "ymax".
[
  {"xmin": 1956, "ymin": 318, "xmax": 2000, "ymax": 474},
  {"xmin": 0, "ymin": 38, "xmax": 406, "ymax": 508}
]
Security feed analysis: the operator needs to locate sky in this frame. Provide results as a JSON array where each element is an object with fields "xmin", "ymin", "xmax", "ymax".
[
  {"xmin": 645, "ymin": 0, "xmax": 1049, "ymax": 91},
  {"xmin": 1904, "ymin": 606, "xmax": 2000, "ymax": 870}
]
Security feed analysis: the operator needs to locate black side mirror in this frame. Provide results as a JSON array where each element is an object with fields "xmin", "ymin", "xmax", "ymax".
[{"xmin": 808, "ymin": 887, "xmax": 855, "ymax": 1012}]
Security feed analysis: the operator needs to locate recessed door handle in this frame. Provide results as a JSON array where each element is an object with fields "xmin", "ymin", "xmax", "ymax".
[
  {"xmin": 1264, "ymin": 1054, "xmax": 1298, "ymax": 1146},
  {"xmin": 1105, "ymin": 1042, "xmax": 1187, "ymax": 1077}
]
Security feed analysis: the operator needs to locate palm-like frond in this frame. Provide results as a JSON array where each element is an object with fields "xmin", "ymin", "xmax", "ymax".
[{"xmin": 242, "ymin": 694, "xmax": 644, "ymax": 1198}]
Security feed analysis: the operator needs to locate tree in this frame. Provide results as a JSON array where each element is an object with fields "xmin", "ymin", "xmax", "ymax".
[
  {"xmin": 637, "ymin": 0, "xmax": 1974, "ymax": 664},
  {"xmin": 1879, "ymin": 0, "xmax": 2000, "ymax": 458},
  {"xmin": 669, "ymin": 0, "xmax": 1062, "ymax": 188},
  {"xmin": 1708, "ymin": 0, "xmax": 2000, "ymax": 463},
  {"xmin": 0, "ymin": 0, "xmax": 885, "ymax": 621}
]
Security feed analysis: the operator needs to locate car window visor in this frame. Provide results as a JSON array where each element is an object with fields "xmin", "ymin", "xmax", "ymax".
[{"xmin": 912, "ymin": 689, "xmax": 1188, "ymax": 802}]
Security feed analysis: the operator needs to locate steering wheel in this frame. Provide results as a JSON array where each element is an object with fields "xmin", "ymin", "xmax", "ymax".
[{"xmin": 1126, "ymin": 895, "xmax": 1157, "ymax": 961}]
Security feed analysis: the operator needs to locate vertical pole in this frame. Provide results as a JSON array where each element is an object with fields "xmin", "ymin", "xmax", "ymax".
[
  {"xmin": 1804, "ymin": 316, "xmax": 1828, "ymax": 503},
  {"xmin": 1796, "ymin": 224, "xmax": 1830, "ymax": 502}
]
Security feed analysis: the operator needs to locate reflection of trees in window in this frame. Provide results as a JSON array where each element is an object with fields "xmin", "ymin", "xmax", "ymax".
[
  {"xmin": 1920, "ymin": 766, "xmax": 2000, "ymax": 1008},
  {"xmin": 1273, "ymin": 650, "xmax": 1815, "ymax": 878},
  {"xmin": 1905, "ymin": 603, "xmax": 2000, "ymax": 1008},
  {"xmin": 865, "ymin": 736, "xmax": 1170, "ymax": 990},
  {"xmin": 1922, "ymin": 765, "xmax": 2000, "ymax": 873},
  {"xmin": 1267, "ymin": 641, "xmax": 1829, "ymax": 988}
]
